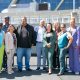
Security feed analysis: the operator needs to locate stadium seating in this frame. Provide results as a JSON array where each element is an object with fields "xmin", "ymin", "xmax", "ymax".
[{"xmin": 0, "ymin": 0, "xmax": 80, "ymax": 12}]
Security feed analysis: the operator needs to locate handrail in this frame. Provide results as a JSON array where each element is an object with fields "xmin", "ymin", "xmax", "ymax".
[
  {"xmin": 8, "ymin": 0, "xmax": 18, "ymax": 8},
  {"xmin": 55, "ymin": 0, "xmax": 64, "ymax": 10}
]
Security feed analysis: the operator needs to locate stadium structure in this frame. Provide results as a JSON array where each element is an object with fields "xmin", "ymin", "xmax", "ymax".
[
  {"xmin": 0, "ymin": 0, "xmax": 80, "ymax": 12},
  {"xmin": 0, "ymin": 0, "xmax": 80, "ymax": 26},
  {"xmin": 0, "ymin": 0, "xmax": 80, "ymax": 54}
]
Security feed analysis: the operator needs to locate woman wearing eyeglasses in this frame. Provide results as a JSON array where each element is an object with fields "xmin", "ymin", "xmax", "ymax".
[{"xmin": 57, "ymin": 23, "xmax": 73, "ymax": 76}]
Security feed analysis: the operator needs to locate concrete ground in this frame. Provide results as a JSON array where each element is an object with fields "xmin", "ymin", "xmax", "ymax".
[{"xmin": 0, "ymin": 56, "xmax": 80, "ymax": 80}]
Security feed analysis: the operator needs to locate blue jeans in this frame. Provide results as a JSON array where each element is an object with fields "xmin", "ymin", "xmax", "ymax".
[
  {"xmin": 17, "ymin": 48, "xmax": 32, "ymax": 70},
  {"xmin": 36, "ymin": 42, "xmax": 46, "ymax": 68},
  {"xmin": 59, "ymin": 48, "xmax": 67, "ymax": 73}
]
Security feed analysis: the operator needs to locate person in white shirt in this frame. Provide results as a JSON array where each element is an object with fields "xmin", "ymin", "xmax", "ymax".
[
  {"xmin": 34, "ymin": 20, "xmax": 46, "ymax": 70},
  {"xmin": 5, "ymin": 24, "xmax": 16, "ymax": 74}
]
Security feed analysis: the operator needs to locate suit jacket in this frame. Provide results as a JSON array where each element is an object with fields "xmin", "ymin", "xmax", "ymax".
[{"xmin": 43, "ymin": 31, "xmax": 56, "ymax": 48}]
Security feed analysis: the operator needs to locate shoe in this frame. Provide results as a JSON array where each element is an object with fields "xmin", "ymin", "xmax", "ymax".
[
  {"xmin": 1, "ymin": 68, "xmax": 7, "ymax": 71},
  {"xmin": 11, "ymin": 70, "xmax": 14, "ymax": 73},
  {"xmin": 36, "ymin": 67, "xmax": 40, "ymax": 71},
  {"xmin": 43, "ymin": 67, "xmax": 46, "ymax": 71},
  {"xmin": 8, "ymin": 72, "xmax": 12, "ymax": 74},
  {"xmin": 57, "ymin": 72, "xmax": 64, "ymax": 76},
  {"xmin": 48, "ymin": 68, "xmax": 52, "ymax": 73},
  {"xmin": 18, "ymin": 69, "xmax": 22, "ymax": 72},
  {"xmin": 26, "ymin": 68, "xmax": 32, "ymax": 71},
  {"xmin": 8, "ymin": 71, "xmax": 13, "ymax": 74},
  {"xmin": 48, "ymin": 72, "xmax": 52, "ymax": 75},
  {"xmin": 68, "ymin": 70, "xmax": 72, "ymax": 73},
  {"xmin": 0, "ymin": 71, "xmax": 1, "ymax": 73},
  {"xmin": 75, "ymin": 72, "xmax": 79, "ymax": 75}
]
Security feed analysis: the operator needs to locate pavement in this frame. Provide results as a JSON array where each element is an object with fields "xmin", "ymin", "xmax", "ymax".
[{"xmin": 0, "ymin": 56, "xmax": 80, "ymax": 80}]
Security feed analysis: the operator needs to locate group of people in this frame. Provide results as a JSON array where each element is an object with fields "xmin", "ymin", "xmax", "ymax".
[{"xmin": 0, "ymin": 16, "xmax": 80, "ymax": 76}]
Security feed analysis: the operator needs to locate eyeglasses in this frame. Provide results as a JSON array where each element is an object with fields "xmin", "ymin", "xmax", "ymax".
[{"xmin": 60, "ymin": 27, "xmax": 65, "ymax": 28}]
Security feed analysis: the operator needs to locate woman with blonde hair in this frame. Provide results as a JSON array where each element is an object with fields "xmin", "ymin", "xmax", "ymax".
[{"xmin": 5, "ymin": 24, "xmax": 16, "ymax": 74}]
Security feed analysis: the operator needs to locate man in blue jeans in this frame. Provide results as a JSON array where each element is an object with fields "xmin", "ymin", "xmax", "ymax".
[{"xmin": 16, "ymin": 17, "xmax": 35, "ymax": 72}]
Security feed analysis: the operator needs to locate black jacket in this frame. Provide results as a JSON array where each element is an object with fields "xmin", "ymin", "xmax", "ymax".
[{"xmin": 16, "ymin": 24, "xmax": 35, "ymax": 48}]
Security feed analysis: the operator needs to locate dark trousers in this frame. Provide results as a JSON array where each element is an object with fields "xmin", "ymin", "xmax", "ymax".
[
  {"xmin": 2, "ymin": 51, "xmax": 7, "ymax": 69},
  {"xmin": 53, "ymin": 50, "xmax": 60, "ymax": 68}
]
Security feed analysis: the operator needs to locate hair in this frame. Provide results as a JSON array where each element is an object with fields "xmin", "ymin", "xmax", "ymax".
[
  {"xmin": 0, "ymin": 23, "xmax": 3, "ymax": 26},
  {"xmin": 70, "ymin": 17, "xmax": 75, "ymax": 23},
  {"xmin": 47, "ymin": 23, "xmax": 53, "ymax": 32},
  {"xmin": 54, "ymin": 22, "xmax": 61, "ymax": 32},
  {"xmin": 5, "ymin": 16, "xmax": 10, "ymax": 20},
  {"xmin": 21, "ymin": 17, "xmax": 27, "ymax": 21},
  {"xmin": 7, "ymin": 24, "xmax": 15, "ymax": 32},
  {"xmin": 61, "ymin": 23, "xmax": 66, "ymax": 28}
]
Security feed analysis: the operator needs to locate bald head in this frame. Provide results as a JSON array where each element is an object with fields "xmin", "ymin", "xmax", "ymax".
[
  {"xmin": 21, "ymin": 17, "xmax": 27, "ymax": 26},
  {"xmin": 40, "ymin": 20, "xmax": 45, "ymax": 27}
]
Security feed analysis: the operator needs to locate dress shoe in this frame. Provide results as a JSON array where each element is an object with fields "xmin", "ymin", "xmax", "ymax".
[{"xmin": 57, "ymin": 72, "xmax": 64, "ymax": 76}]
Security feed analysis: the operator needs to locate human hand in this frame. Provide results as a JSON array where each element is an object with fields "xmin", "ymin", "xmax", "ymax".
[
  {"xmin": 47, "ymin": 44, "xmax": 51, "ymax": 48},
  {"xmin": 64, "ymin": 46, "xmax": 68, "ymax": 49},
  {"xmin": 75, "ymin": 46, "xmax": 80, "ymax": 49}
]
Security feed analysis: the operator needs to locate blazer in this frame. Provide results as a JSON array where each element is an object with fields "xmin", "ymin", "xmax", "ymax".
[
  {"xmin": 43, "ymin": 31, "xmax": 56, "ymax": 48},
  {"xmin": 5, "ymin": 32, "xmax": 15, "ymax": 52}
]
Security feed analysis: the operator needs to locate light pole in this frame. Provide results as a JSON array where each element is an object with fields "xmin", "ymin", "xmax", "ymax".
[
  {"xmin": 40, "ymin": 0, "xmax": 41, "ymax": 3},
  {"xmin": 33, "ymin": 0, "xmax": 36, "ymax": 2},
  {"xmin": 73, "ymin": 0, "xmax": 75, "ymax": 12}
]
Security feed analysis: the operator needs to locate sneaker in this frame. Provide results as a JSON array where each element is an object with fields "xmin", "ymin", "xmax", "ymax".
[
  {"xmin": 57, "ymin": 72, "xmax": 64, "ymax": 76},
  {"xmin": 43, "ymin": 67, "xmax": 46, "ymax": 71},
  {"xmin": 75, "ymin": 72, "xmax": 79, "ymax": 75},
  {"xmin": 26, "ymin": 68, "xmax": 32, "ymax": 71},
  {"xmin": 8, "ymin": 71, "xmax": 13, "ymax": 74},
  {"xmin": 68, "ymin": 70, "xmax": 72, "ymax": 73},
  {"xmin": 0, "ymin": 71, "xmax": 1, "ymax": 73},
  {"xmin": 36, "ymin": 67, "xmax": 40, "ymax": 71},
  {"xmin": 11, "ymin": 70, "xmax": 14, "ymax": 73},
  {"xmin": 1, "ymin": 68, "xmax": 6, "ymax": 71}
]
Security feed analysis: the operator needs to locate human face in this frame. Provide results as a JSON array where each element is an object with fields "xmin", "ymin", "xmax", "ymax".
[
  {"xmin": 40, "ymin": 20, "xmax": 45, "ymax": 27},
  {"xmin": 54, "ymin": 22, "xmax": 60, "ymax": 30},
  {"xmin": 70, "ymin": 19, "xmax": 75, "ymax": 28},
  {"xmin": 5, "ymin": 18, "xmax": 9, "ymax": 25},
  {"xmin": 9, "ymin": 25, "xmax": 14, "ymax": 32},
  {"xmin": 21, "ymin": 17, "xmax": 27, "ymax": 26},
  {"xmin": 60, "ymin": 24, "xmax": 66, "ymax": 32},
  {"xmin": 70, "ymin": 20, "xmax": 75, "ymax": 27},
  {"xmin": 46, "ymin": 24, "xmax": 51, "ymax": 32}
]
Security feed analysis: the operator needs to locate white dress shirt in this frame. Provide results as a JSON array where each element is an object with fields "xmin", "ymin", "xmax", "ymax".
[{"xmin": 36, "ymin": 26, "xmax": 45, "ymax": 42}]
